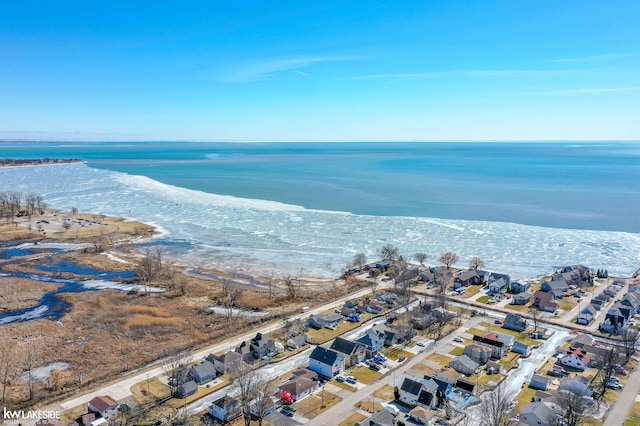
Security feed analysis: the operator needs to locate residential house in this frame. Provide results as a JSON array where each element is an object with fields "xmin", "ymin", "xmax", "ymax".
[
  {"xmin": 570, "ymin": 334, "xmax": 596, "ymax": 348},
  {"xmin": 509, "ymin": 281, "xmax": 531, "ymax": 294},
  {"xmin": 308, "ymin": 346, "xmax": 344, "ymax": 378},
  {"xmin": 590, "ymin": 298, "xmax": 605, "ymax": 310},
  {"xmin": 601, "ymin": 305, "xmax": 628, "ymax": 333},
  {"xmin": 455, "ymin": 269, "xmax": 489, "ymax": 287},
  {"xmin": 560, "ymin": 348, "xmax": 591, "ymax": 371},
  {"xmin": 399, "ymin": 377, "xmax": 439, "ymax": 409},
  {"xmin": 373, "ymin": 323, "xmax": 412, "ymax": 346},
  {"xmin": 463, "ymin": 344, "xmax": 492, "ymax": 364},
  {"xmin": 512, "ymin": 341, "xmax": 532, "ymax": 357},
  {"xmin": 412, "ymin": 313, "xmax": 436, "ymax": 330},
  {"xmin": 530, "ymin": 374, "xmax": 551, "ymax": 391},
  {"xmin": 235, "ymin": 340, "xmax": 256, "ymax": 363},
  {"xmin": 356, "ymin": 329, "xmax": 385, "ymax": 357},
  {"xmin": 455, "ymin": 378, "xmax": 477, "ymax": 395},
  {"xmin": 502, "ymin": 313, "xmax": 527, "ymax": 332},
  {"xmin": 287, "ymin": 333, "xmax": 308, "ymax": 350},
  {"xmin": 306, "ymin": 313, "xmax": 343, "ymax": 329},
  {"xmin": 511, "ymin": 292, "xmax": 533, "ymax": 305},
  {"xmin": 472, "ymin": 334, "xmax": 506, "ymax": 359},
  {"xmin": 560, "ymin": 265, "xmax": 591, "ymax": 284},
  {"xmin": 209, "ymin": 395, "xmax": 242, "ymax": 423},
  {"xmin": 408, "ymin": 407, "xmax": 437, "ymax": 425},
  {"xmin": 176, "ymin": 380, "xmax": 198, "ymax": 398},
  {"xmin": 448, "ymin": 355, "xmax": 480, "ymax": 375},
  {"xmin": 278, "ymin": 376, "xmax": 319, "ymax": 402},
  {"xmin": 434, "ymin": 367, "xmax": 463, "ymax": 385},
  {"xmin": 355, "ymin": 409, "xmax": 397, "ymax": 426},
  {"xmin": 519, "ymin": 401, "xmax": 563, "ymax": 426},
  {"xmin": 577, "ymin": 305, "xmax": 597, "ymax": 325},
  {"xmin": 207, "ymin": 351, "xmax": 242, "ymax": 375},
  {"xmin": 559, "ymin": 376, "xmax": 594, "ymax": 397},
  {"xmin": 249, "ymin": 395, "xmax": 278, "ymax": 418},
  {"xmin": 250, "ymin": 332, "xmax": 276, "ymax": 359},
  {"xmin": 488, "ymin": 277, "xmax": 509, "ymax": 294},
  {"xmin": 81, "ymin": 413, "xmax": 98, "ymax": 426},
  {"xmin": 622, "ymin": 293, "xmax": 640, "ymax": 314},
  {"xmin": 88, "ymin": 396, "xmax": 118, "ymax": 422},
  {"xmin": 190, "ymin": 360, "xmax": 216, "ymax": 384},
  {"xmin": 425, "ymin": 375, "xmax": 453, "ymax": 402},
  {"xmin": 534, "ymin": 291, "xmax": 558, "ymax": 313},
  {"xmin": 541, "ymin": 279, "xmax": 569, "ymax": 297},
  {"xmin": 330, "ymin": 337, "xmax": 367, "ymax": 367},
  {"xmin": 485, "ymin": 361, "xmax": 503, "ymax": 375}
]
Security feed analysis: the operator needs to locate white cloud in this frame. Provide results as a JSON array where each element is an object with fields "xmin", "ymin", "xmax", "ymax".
[{"xmin": 219, "ymin": 56, "xmax": 352, "ymax": 82}]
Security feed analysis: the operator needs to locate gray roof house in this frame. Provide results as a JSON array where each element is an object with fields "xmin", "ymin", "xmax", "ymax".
[
  {"xmin": 330, "ymin": 337, "xmax": 367, "ymax": 367},
  {"xmin": 520, "ymin": 401, "xmax": 562, "ymax": 426},
  {"xmin": 577, "ymin": 305, "xmax": 597, "ymax": 325},
  {"xmin": 502, "ymin": 313, "xmax": 527, "ymax": 332},
  {"xmin": 356, "ymin": 329, "xmax": 385, "ymax": 356},
  {"xmin": 534, "ymin": 291, "xmax": 558, "ymax": 313},
  {"xmin": 355, "ymin": 409, "xmax": 396, "ymax": 426},
  {"xmin": 190, "ymin": 360, "xmax": 217, "ymax": 384},
  {"xmin": 512, "ymin": 341, "xmax": 532, "ymax": 357},
  {"xmin": 559, "ymin": 376, "xmax": 594, "ymax": 397},
  {"xmin": 448, "ymin": 355, "xmax": 480, "ymax": 375},
  {"xmin": 308, "ymin": 346, "xmax": 344, "ymax": 378},
  {"xmin": 489, "ymin": 277, "xmax": 509, "ymax": 293},
  {"xmin": 287, "ymin": 333, "xmax": 308, "ymax": 350},
  {"xmin": 250, "ymin": 332, "xmax": 276, "ymax": 359},
  {"xmin": 530, "ymin": 373, "xmax": 551, "ymax": 391},
  {"xmin": 207, "ymin": 351, "xmax": 242, "ymax": 375},
  {"xmin": 511, "ymin": 291, "xmax": 533, "ymax": 305},
  {"xmin": 177, "ymin": 380, "xmax": 198, "ymax": 398},
  {"xmin": 541, "ymin": 279, "xmax": 569, "ymax": 295},
  {"xmin": 509, "ymin": 281, "xmax": 531, "ymax": 293}
]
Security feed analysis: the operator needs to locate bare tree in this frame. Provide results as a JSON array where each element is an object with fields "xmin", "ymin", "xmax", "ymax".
[
  {"xmin": 138, "ymin": 247, "xmax": 164, "ymax": 294},
  {"xmin": 0, "ymin": 346, "xmax": 15, "ymax": 404},
  {"xmin": 24, "ymin": 347, "xmax": 36, "ymax": 400},
  {"xmin": 233, "ymin": 363, "xmax": 263, "ymax": 426},
  {"xmin": 369, "ymin": 276, "xmax": 379, "ymax": 296},
  {"xmin": 253, "ymin": 377, "xmax": 277, "ymax": 426},
  {"xmin": 469, "ymin": 256, "xmax": 485, "ymax": 271},
  {"xmin": 478, "ymin": 381, "xmax": 513, "ymax": 426},
  {"xmin": 282, "ymin": 270, "xmax": 302, "ymax": 299},
  {"xmin": 591, "ymin": 346, "xmax": 617, "ymax": 400},
  {"xmin": 557, "ymin": 388, "xmax": 589, "ymax": 426},
  {"xmin": 221, "ymin": 279, "xmax": 243, "ymax": 330},
  {"xmin": 618, "ymin": 328, "xmax": 639, "ymax": 363},
  {"xmin": 414, "ymin": 252, "xmax": 428, "ymax": 266},
  {"xmin": 378, "ymin": 244, "xmax": 399, "ymax": 263},
  {"xmin": 352, "ymin": 252, "xmax": 367, "ymax": 273},
  {"xmin": 528, "ymin": 305, "xmax": 541, "ymax": 333},
  {"xmin": 438, "ymin": 251, "xmax": 459, "ymax": 270},
  {"xmin": 162, "ymin": 351, "xmax": 191, "ymax": 397},
  {"xmin": 267, "ymin": 270, "xmax": 275, "ymax": 299}
]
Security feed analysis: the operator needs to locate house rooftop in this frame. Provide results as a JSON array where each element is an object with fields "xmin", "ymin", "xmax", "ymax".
[{"xmin": 89, "ymin": 395, "xmax": 117, "ymax": 411}]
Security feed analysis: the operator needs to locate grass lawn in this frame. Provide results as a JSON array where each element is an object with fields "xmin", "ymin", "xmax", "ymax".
[
  {"xmin": 514, "ymin": 386, "xmax": 537, "ymax": 410},
  {"xmin": 373, "ymin": 384, "xmax": 396, "ymax": 401},
  {"xmin": 461, "ymin": 286, "xmax": 483, "ymax": 298},
  {"xmin": 131, "ymin": 378, "xmax": 171, "ymax": 405},
  {"xmin": 449, "ymin": 346, "xmax": 464, "ymax": 356},
  {"xmin": 350, "ymin": 365, "xmax": 383, "ymax": 384},
  {"xmin": 505, "ymin": 304, "xmax": 529, "ymax": 312},
  {"xmin": 166, "ymin": 377, "xmax": 228, "ymax": 408},
  {"xmin": 409, "ymin": 363, "xmax": 435, "ymax": 377},
  {"xmin": 466, "ymin": 327, "xmax": 487, "ymax": 336},
  {"xmin": 307, "ymin": 315, "xmax": 374, "ymax": 344},
  {"xmin": 357, "ymin": 401, "xmax": 384, "ymax": 414},
  {"xmin": 426, "ymin": 353, "xmax": 454, "ymax": 368},
  {"xmin": 556, "ymin": 299, "xmax": 577, "ymax": 311},
  {"xmin": 499, "ymin": 352, "xmax": 520, "ymax": 371},
  {"xmin": 60, "ymin": 404, "xmax": 88, "ymax": 423},
  {"xmin": 332, "ymin": 380, "xmax": 357, "ymax": 392},
  {"xmin": 339, "ymin": 412, "xmax": 368, "ymax": 426},
  {"xmin": 477, "ymin": 295, "xmax": 492, "ymax": 304},
  {"xmin": 381, "ymin": 347, "xmax": 414, "ymax": 361},
  {"xmin": 294, "ymin": 391, "xmax": 341, "ymax": 419},
  {"xmin": 624, "ymin": 401, "xmax": 640, "ymax": 426}
]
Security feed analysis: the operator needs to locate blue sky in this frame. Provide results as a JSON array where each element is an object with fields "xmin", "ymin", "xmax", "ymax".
[{"xmin": 1, "ymin": 1, "xmax": 639, "ymax": 141}]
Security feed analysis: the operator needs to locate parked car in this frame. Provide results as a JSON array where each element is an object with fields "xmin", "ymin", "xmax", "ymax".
[
  {"xmin": 369, "ymin": 364, "xmax": 381, "ymax": 371},
  {"xmin": 494, "ymin": 319, "xmax": 503, "ymax": 325},
  {"xmin": 606, "ymin": 380, "xmax": 622, "ymax": 390},
  {"xmin": 416, "ymin": 342, "xmax": 425, "ymax": 347},
  {"xmin": 282, "ymin": 410, "xmax": 294, "ymax": 417},
  {"xmin": 453, "ymin": 337, "xmax": 463, "ymax": 343},
  {"xmin": 398, "ymin": 357, "xmax": 406, "ymax": 363},
  {"xmin": 282, "ymin": 405, "xmax": 296, "ymax": 412},
  {"xmin": 615, "ymin": 368, "xmax": 629, "ymax": 376},
  {"xmin": 346, "ymin": 377, "xmax": 357, "ymax": 384},
  {"xmin": 336, "ymin": 375, "xmax": 346, "ymax": 383}
]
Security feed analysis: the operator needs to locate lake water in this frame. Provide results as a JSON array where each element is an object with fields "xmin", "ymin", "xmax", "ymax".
[{"xmin": 0, "ymin": 141, "xmax": 638, "ymax": 279}]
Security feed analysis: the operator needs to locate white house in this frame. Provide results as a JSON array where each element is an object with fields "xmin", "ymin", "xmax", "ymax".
[
  {"xmin": 309, "ymin": 346, "xmax": 344, "ymax": 378},
  {"xmin": 559, "ymin": 348, "xmax": 591, "ymax": 371},
  {"xmin": 209, "ymin": 395, "xmax": 242, "ymax": 423},
  {"xmin": 88, "ymin": 396, "xmax": 118, "ymax": 422}
]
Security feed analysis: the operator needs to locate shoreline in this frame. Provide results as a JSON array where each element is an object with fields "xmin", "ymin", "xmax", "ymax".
[{"xmin": 0, "ymin": 158, "xmax": 83, "ymax": 168}]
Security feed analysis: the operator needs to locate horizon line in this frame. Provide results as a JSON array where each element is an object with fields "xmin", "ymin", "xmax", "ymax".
[{"xmin": 1, "ymin": 138, "xmax": 640, "ymax": 143}]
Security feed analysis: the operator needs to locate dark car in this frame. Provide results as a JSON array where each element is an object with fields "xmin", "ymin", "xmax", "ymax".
[
  {"xmin": 282, "ymin": 405, "xmax": 296, "ymax": 412},
  {"xmin": 282, "ymin": 410, "xmax": 294, "ymax": 417},
  {"xmin": 494, "ymin": 319, "xmax": 503, "ymax": 325},
  {"xmin": 369, "ymin": 364, "xmax": 381, "ymax": 371},
  {"xmin": 398, "ymin": 357, "xmax": 406, "ymax": 363}
]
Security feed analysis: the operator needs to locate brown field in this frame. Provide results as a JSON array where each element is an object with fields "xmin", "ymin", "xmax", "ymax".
[{"xmin": 0, "ymin": 208, "xmax": 352, "ymax": 409}]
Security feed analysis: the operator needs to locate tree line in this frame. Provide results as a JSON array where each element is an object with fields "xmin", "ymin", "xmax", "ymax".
[
  {"xmin": 0, "ymin": 158, "xmax": 81, "ymax": 166},
  {"xmin": 0, "ymin": 191, "xmax": 47, "ymax": 223}
]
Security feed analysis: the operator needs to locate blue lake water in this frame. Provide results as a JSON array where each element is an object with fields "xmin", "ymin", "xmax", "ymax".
[{"xmin": 0, "ymin": 141, "xmax": 639, "ymax": 279}]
